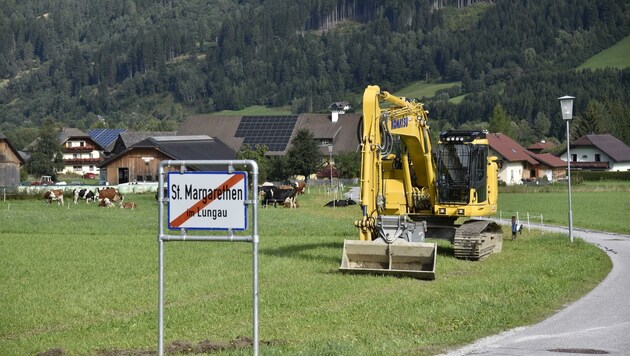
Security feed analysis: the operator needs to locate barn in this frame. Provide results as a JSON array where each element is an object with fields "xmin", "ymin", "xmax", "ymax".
[
  {"xmin": 0, "ymin": 132, "xmax": 25, "ymax": 186},
  {"xmin": 98, "ymin": 135, "xmax": 236, "ymax": 185}
]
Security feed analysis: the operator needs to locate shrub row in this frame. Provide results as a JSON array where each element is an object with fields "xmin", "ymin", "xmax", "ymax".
[{"xmin": 573, "ymin": 171, "xmax": 630, "ymax": 181}]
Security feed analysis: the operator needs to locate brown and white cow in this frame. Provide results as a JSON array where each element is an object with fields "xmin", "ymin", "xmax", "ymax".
[
  {"xmin": 98, "ymin": 197, "xmax": 115, "ymax": 208},
  {"xmin": 44, "ymin": 189, "xmax": 64, "ymax": 206},
  {"xmin": 95, "ymin": 187, "xmax": 123, "ymax": 204},
  {"xmin": 294, "ymin": 181, "xmax": 306, "ymax": 195},
  {"xmin": 120, "ymin": 201, "xmax": 137, "ymax": 209}
]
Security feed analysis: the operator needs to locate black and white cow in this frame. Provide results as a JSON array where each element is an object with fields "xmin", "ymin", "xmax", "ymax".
[
  {"xmin": 73, "ymin": 188, "xmax": 96, "ymax": 204},
  {"xmin": 259, "ymin": 185, "xmax": 298, "ymax": 208},
  {"xmin": 324, "ymin": 198, "xmax": 357, "ymax": 207}
]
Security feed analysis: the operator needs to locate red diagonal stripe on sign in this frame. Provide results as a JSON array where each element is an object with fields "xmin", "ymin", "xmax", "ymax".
[{"xmin": 170, "ymin": 174, "xmax": 244, "ymax": 228}]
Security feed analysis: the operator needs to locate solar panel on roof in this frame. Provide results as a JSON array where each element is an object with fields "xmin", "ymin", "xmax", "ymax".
[
  {"xmin": 235, "ymin": 115, "xmax": 298, "ymax": 152},
  {"xmin": 88, "ymin": 128, "xmax": 126, "ymax": 149}
]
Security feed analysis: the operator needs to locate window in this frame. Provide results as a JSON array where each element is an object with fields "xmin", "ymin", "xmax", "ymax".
[
  {"xmin": 73, "ymin": 166, "xmax": 82, "ymax": 172},
  {"xmin": 595, "ymin": 154, "xmax": 601, "ymax": 162},
  {"xmin": 80, "ymin": 141, "xmax": 85, "ymax": 147},
  {"xmin": 571, "ymin": 154, "xmax": 577, "ymax": 162},
  {"xmin": 145, "ymin": 175, "xmax": 153, "ymax": 182},
  {"xmin": 530, "ymin": 169, "xmax": 536, "ymax": 178}
]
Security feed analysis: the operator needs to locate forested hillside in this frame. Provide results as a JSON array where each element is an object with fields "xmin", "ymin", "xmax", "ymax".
[{"xmin": 1, "ymin": 0, "xmax": 629, "ymax": 150}]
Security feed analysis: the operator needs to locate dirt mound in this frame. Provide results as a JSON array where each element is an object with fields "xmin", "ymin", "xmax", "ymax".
[{"xmin": 39, "ymin": 336, "xmax": 282, "ymax": 355}]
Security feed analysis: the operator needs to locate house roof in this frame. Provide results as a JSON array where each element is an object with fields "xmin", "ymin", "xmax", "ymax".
[
  {"xmin": 0, "ymin": 131, "xmax": 26, "ymax": 164},
  {"xmin": 487, "ymin": 133, "xmax": 538, "ymax": 165},
  {"xmin": 178, "ymin": 113, "xmax": 361, "ymax": 156},
  {"xmin": 24, "ymin": 127, "xmax": 104, "ymax": 152},
  {"xmin": 527, "ymin": 140, "xmax": 556, "ymax": 152},
  {"xmin": 571, "ymin": 134, "xmax": 630, "ymax": 162},
  {"xmin": 58, "ymin": 127, "xmax": 90, "ymax": 142},
  {"xmin": 58, "ymin": 128, "xmax": 105, "ymax": 150},
  {"xmin": 526, "ymin": 152, "xmax": 566, "ymax": 168},
  {"xmin": 116, "ymin": 131, "xmax": 177, "ymax": 150},
  {"xmin": 88, "ymin": 128, "xmax": 128, "ymax": 150},
  {"xmin": 99, "ymin": 135, "xmax": 236, "ymax": 169}
]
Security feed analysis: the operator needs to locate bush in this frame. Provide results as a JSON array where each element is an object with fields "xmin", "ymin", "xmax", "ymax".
[{"xmin": 573, "ymin": 171, "xmax": 630, "ymax": 181}]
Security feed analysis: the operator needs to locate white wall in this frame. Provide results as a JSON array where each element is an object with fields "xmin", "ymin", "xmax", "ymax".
[
  {"xmin": 498, "ymin": 161, "xmax": 523, "ymax": 185},
  {"xmin": 610, "ymin": 162, "xmax": 630, "ymax": 171}
]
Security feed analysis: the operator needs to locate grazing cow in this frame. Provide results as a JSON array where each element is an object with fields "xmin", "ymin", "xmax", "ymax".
[
  {"xmin": 73, "ymin": 188, "xmax": 96, "ymax": 204},
  {"xmin": 294, "ymin": 181, "xmax": 306, "ymax": 195},
  {"xmin": 120, "ymin": 201, "xmax": 137, "ymax": 209},
  {"xmin": 44, "ymin": 189, "xmax": 64, "ymax": 206},
  {"xmin": 95, "ymin": 187, "xmax": 123, "ymax": 203},
  {"xmin": 324, "ymin": 199, "xmax": 357, "ymax": 207},
  {"xmin": 99, "ymin": 197, "xmax": 115, "ymax": 208},
  {"xmin": 259, "ymin": 186, "xmax": 298, "ymax": 208}
]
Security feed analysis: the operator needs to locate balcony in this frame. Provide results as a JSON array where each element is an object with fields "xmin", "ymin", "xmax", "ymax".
[
  {"xmin": 63, "ymin": 145, "xmax": 99, "ymax": 153},
  {"xmin": 64, "ymin": 157, "xmax": 102, "ymax": 165}
]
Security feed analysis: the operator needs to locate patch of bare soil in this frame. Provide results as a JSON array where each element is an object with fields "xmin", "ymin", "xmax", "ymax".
[{"xmin": 38, "ymin": 337, "xmax": 283, "ymax": 355}]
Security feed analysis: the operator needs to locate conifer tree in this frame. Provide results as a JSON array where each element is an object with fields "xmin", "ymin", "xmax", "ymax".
[
  {"xmin": 26, "ymin": 118, "xmax": 64, "ymax": 178},
  {"xmin": 287, "ymin": 129, "xmax": 321, "ymax": 182}
]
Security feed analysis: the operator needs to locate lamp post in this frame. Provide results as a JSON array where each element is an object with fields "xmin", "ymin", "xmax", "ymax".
[
  {"xmin": 328, "ymin": 144, "xmax": 335, "ymax": 208},
  {"xmin": 558, "ymin": 95, "xmax": 575, "ymax": 243}
]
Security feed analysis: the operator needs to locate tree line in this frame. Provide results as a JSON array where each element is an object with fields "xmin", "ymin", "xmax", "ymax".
[{"xmin": 1, "ymin": 0, "xmax": 629, "ymax": 150}]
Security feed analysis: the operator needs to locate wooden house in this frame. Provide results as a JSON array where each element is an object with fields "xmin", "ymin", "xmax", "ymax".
[
  {"xmin": 0, "ymin": 132, "xmax": 25, "ymax": 186},
  {"xmin": 98, "ymin": 135, "xmax": 235, "ymax": 185}
]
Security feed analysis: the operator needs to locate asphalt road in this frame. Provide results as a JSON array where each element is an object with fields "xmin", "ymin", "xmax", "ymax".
[{"xmin": 442, "ymin": 223, "xmax": 630, "ymax": 356}]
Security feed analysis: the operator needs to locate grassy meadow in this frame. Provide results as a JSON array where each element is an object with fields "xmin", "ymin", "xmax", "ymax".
[
  {"xmin": 395, "ymin": 82, "xmax": 461, "ymax": 100},
  {"xmin": 578, "ymin": 34, "xmax": 630, "ymax": 70},
  {"xmin": 0, "ymin": 186, "xmax": 617, "ymax": 355},
  {"xmin": 498, "ymin": 181, "xmax": 630, "ymax": 235}
]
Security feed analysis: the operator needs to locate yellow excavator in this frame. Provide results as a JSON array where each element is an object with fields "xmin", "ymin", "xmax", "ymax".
[{"xmin": 340, "ymin": 85, "xmax": 503, "ymax": 280}]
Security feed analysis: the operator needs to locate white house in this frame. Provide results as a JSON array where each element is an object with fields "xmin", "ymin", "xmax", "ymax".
[
  {"xmin": 58, "ymin": 128, "xmax": 104, "ymax": 175},
  {"xmin": 487, "ymin": 133, "xmax": 538, "ymax": 185},
  {"xmin": 560, "ymin": 134, "xmax": 630, "ymax": 171},
  {"xmin": 486, "ymin": 133, "xmax": 566, "ymax": 184}
]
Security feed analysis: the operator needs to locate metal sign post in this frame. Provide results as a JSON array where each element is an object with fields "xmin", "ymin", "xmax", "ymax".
[{"xmin": 157, "ymin": 160, "xmax": 259, "ymax": 356}]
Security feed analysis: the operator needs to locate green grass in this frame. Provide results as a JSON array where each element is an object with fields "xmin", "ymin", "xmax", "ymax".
[
  {"xmin": 0, "ymin": 188, "xmax": 613, "ymax": 355},
  {"xmin": 395, "ymin": 81, "xmax": 461, "ymax": 100},
  {"xmin": 448, "ymin": 94, "xmax": 465, "ymax": 104},
  {"xmin": 498, "ymin": 181, "xmax": 630, "ymax": 234},
  {"xmin": 578, "ymin": 34, "xmax": 630, "ymax": 70}
]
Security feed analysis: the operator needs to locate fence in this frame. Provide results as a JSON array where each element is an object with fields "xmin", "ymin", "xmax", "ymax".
[{"xmin": 498, "ymin": 210, "xmax": 544, "ymax": 232}]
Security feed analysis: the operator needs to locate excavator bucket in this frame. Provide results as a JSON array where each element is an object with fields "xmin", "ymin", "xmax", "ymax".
[{"xmin": 339, "ymin": 239, "xmax": 437, "ymax": 280}]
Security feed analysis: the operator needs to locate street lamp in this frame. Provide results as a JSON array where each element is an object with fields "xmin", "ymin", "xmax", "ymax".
[
  {"xmin": 558, "ymin": 95, "xmax": 574, "ymax": 243},
  {"xmin": 328, "ymin": 144, "xmax": 335, "ymax": 207}
]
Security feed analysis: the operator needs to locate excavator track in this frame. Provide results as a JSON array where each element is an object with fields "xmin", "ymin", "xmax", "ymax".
[{"xmin": 453, "ymin": 220, "xmax": 503, "ymax": 260}]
